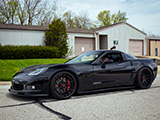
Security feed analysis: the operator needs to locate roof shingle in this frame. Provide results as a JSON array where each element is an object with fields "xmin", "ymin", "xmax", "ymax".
[
  {"xmin": 0, "ymin": 22, "xmax": 146, "ymax": 35},
  {"xmin": 0, "ymin": 23, "xmax": 47, "ymax": 31}
]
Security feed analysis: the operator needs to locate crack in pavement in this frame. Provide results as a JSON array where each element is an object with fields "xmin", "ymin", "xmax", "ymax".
[
  {"xmin": 0, "ymin": 97, "xmax": 71, "ymax": 120},
  {"xmin": 1, "ymin": 85, "xmax": 160, "ymax": 119},
  {"xmin": 34, "ymin": 98, "xmax": 71, "ymax": 120}
]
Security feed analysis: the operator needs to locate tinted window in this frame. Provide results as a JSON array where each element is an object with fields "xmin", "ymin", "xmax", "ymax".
[
  {"xmin": 101, "ymin": 53, "xmax": 123, "ymax": 62},
  {"xmin": 124, "ymin": 53, "xmax": 137, "ymax": 60}
]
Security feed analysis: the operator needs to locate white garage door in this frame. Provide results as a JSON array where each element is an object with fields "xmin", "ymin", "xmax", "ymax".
[
  {"xmin": 129, "ymin": 40, "xmax": 143, "ymax": 56},
  {"xmin": 75, "ymin": 37, "xmax": 95, "ymax": 56}
]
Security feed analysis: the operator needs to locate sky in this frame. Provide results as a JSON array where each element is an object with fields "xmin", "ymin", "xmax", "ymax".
[{"xmin": 55, "ymin": 0, "xmax": 160, "ymax": 36}]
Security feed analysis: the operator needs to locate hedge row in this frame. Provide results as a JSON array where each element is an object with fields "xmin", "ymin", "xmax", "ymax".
[{"xmin": 0, "ymin": 45, "xmax": 62, "ymax": 59}]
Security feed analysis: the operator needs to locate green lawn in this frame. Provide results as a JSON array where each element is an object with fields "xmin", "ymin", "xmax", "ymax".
[{"xmin": 0, "ymin": 59, "xmax": 68, "ymax": 81}]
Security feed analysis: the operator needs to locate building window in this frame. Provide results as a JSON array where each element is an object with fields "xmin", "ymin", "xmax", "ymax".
[
  {"xmin": 113, "ymin": 40, "xmax": 118, "ymax": 45},
  {"xmin": 155, "ymin": 48, "xmax": 158, "ymax": 56}
]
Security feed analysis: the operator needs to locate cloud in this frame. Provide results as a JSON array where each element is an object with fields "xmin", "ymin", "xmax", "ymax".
[
  {"xmin": 56, "ymin": 0, "xmax": 160, "ymax": 35},
  {"xmin": 122, "ymin": 0, "xmax": 160, "ymax": 35}
]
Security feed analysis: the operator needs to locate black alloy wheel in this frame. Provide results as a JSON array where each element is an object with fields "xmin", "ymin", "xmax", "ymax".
[
  {"xmin": 50, "ymin": 71, "xmax": 77, "ymax": 99},
  {"xmin": 136, "ymin": 67, "xmax": 153, "ymax": 89}
]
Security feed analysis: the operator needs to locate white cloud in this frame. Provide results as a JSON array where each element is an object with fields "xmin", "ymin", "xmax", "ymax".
[{"xmin": 56, "ymin": 0, "xmax": 160, "ymax": 35}]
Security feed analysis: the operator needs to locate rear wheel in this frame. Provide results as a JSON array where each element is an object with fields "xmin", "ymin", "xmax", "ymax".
[
  {"xmin": 136, "ymin": 67, "xmax": 153, "ymax": 89},
  {"xmin": 50, "ymin": 71, "xmax": 77, "ymax": 99}
]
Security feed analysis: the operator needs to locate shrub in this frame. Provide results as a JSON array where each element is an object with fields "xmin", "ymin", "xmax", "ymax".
[
  {"xmin": 45, "ymin": 19, "xmax": 68, "ymax": 57},
  {"xmin": 0, "ymin": 45, "xmax": 62, "ymax": 59}
]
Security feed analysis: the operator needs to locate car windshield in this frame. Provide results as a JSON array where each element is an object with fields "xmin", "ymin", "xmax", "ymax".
[{"xmin": 66, "ymin": 51, "xmax": 104, "ymax": 64}]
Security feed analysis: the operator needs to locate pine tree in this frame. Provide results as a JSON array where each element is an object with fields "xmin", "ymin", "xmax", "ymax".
[{"xmin": 45, "ymin": 19, "xmax": 68, "ymax": 57}]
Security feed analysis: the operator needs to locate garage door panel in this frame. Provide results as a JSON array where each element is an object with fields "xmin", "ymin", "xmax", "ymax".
[
  {"xmin": 75, "ymin": 37, "xmax": 95, "ymax": 56},
  {"xmin": 129, "ymin": 40, "xmax": 143, "ymax": 56}
]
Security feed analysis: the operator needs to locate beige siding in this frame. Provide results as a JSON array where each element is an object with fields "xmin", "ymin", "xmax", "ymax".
[
  {"xmin": 129, "ymin": 40, "xmax": 143, "ymax": 56},
  {"xmin": 150, "ymin": 40, "xmax": 160, "ymax": 56},
  {"xmin": 75, "ymin": 37, "xmax": 95, "ymax": 56}
]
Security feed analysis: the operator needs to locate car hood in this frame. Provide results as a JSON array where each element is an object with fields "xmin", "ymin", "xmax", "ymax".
[{"xmin": 19, "ymin": 64, "xmax": 62, "ymax": 73}]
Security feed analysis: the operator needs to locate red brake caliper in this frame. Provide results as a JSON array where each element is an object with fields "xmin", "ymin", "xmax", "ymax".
[
  {"xmin": 140, "ymin": 75, "xmax": 142, "ymax": 80},
  {"xmin": 62, "ymin": 84, "xmax": 65, "ymax": 87},
  {"xmin": 67, "ymin": 80, "xmax": 71, "ymax": 91},
  {"xmin": 143, "ymin": 76, "xmax": 145, "ymax": 80}
]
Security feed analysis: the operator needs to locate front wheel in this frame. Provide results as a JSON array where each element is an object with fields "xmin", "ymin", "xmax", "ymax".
[
  {"xmin": 136, "ymin": 67, "xmax": 153, "ymax": 89},
  {"xmin": 50, "ymin": 71, "xmax": 77, "ymax": 99}
]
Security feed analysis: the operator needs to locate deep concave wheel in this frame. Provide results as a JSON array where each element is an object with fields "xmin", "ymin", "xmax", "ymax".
[
  {"xmin": 136, "ymin": 67, "xmax": 153, "ymax": 89},
  {"xmin": 50, "ymin": 71, "xmax": 77, "ymax": 99}
]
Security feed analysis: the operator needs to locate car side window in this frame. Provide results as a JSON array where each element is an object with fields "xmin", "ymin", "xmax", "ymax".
[{"xmin": 101, "ymin": 53, "xmax": 123, "ymax": 63}]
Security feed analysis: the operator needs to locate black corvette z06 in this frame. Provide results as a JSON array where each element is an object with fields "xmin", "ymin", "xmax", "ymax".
[{"xmin": 9, "ymin": 50, "xmax": 157, "ymax": 99}]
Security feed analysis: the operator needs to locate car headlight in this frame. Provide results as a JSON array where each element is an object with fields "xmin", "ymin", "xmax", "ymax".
[{"xmin": 27, "ymin": 68, "xmax": 48, "ymax": 76}]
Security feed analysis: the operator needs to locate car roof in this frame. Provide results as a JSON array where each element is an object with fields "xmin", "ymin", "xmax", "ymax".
[{"xmin": 92, "ymin": 49, "xmax": 122, "ymax": 53}]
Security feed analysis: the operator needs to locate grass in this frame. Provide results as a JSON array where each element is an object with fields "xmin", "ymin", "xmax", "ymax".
[{"xmin": 0, "ymin": 59, "xmax": 68, "ymax": 81}]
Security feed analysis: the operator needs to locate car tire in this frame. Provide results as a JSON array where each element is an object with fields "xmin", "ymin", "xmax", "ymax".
[
  {"xmin": 50, "ymin": 71, "xmax": 77, "ymax": 99},
  {"xmin": 136, "ymin": 67, "xmax": 153, "ymax": 89}
]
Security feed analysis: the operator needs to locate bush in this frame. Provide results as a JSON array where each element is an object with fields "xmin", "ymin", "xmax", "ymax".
[
  {"xmin": 45, "ymin": 19, "xmax": 68, "ymax": 56},
  {"xmin": 0, "ymin": 45, "xmax": 62, "ymax": 59}
]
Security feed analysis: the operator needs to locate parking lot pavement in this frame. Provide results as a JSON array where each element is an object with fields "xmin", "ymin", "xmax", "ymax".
[{"xmin": 1, "ymin": 76, "xmax": 160, "ymax": 120}]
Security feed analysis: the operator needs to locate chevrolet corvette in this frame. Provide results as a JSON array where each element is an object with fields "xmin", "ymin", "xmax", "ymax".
[{"xmin": 9, "ymin": 50, "xmax": 157, "ymax": 99}]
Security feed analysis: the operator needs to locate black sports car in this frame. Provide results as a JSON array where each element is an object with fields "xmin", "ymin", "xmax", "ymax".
[{"xmin": 9, "ymin": 50, "xmax": 157, "ymax": 99}]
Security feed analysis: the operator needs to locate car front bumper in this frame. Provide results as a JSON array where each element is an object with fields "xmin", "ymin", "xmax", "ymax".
[
  {"xmin": 9, "ymin": 76, "xmax": 50, "ymax": 97},
  {"xmin": 9, "ymin": 87, "xmax": 49, "ymax": 97}
]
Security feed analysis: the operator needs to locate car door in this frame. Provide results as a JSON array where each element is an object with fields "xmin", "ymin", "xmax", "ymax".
[{"xmin": 92, "ymin": 52, "xmax": 133, "ymax": 89}]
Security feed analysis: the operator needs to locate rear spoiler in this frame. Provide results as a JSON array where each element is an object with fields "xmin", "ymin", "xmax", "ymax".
[{"xmin": 153, "ymin": 58, "xmax": 157, "ymax": 64}]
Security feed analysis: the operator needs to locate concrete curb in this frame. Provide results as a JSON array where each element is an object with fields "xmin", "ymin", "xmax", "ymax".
[
  {"xmin": 0, "ymin": 81, "xmax": 11, "ymax": 86},
  {"xmin": 157, "ymin": 66, "xmax": 160, "ymax": 75}
]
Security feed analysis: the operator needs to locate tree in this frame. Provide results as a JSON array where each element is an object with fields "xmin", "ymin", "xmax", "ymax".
[
  {"xmin": 24, "ymin": 0, "xmax": 44, "ymax": 25},
  {"xmin": 16, "ymin": 0, "xmax": 27, "ymax": 25},
  {"xmin": 112, "ymin": 10, "xmax": 128, "ymax": 24},
  {"xmin": 62, "ymin": 11, "xmax": 91, "ymax": 29},
  {"xmin": 0, "ymin": 0, "xmax": 18, "ymax": 24},
  {"xmin": 97, "ymin": 10, "xmax": 112, "ymax": 27},
  {"xmin": 74, "ymin": 13, "xmax": 91, "ymax": 29},
  {"xmin": 93, "ymin": 10, "xmax": 128, "ymax": 28},
  {"xmin": 0, "ymin": 0, "xmax": 59, "ymax": 25},
  {"xmin": 62, "ymin": 11, "xmax": 75, "ymax": 28},
  {"xmin": 37, "ymin": 1, "xmax": 58, "ymax": 26},
  {"xmin": 44, "ymin": 19, "xmax": 68, "ymax": 57},
  {"xmin": 0, "ymin": 0, "xmax": 50, "ymax": 25}
]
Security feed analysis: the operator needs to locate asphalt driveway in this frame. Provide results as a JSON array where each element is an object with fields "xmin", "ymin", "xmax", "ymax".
[{"xmin": 0, "ymin": 75, "xmax": 160, "ymax": 120}]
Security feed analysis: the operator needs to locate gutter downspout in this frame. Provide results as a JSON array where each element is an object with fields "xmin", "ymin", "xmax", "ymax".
[{"xmin": 94, "ymin": 31, "xmax": 99, "ymax": 50}]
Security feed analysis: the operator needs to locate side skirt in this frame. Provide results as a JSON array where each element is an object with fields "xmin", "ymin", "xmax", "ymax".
[{"xmin": 78, "ymin": 86, "xmax": 135, "ymax": 94}]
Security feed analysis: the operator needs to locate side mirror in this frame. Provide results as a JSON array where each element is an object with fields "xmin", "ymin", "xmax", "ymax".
[{"xmin": 101, "ymin": 59, "xmax": 113, "ymax": 68}]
